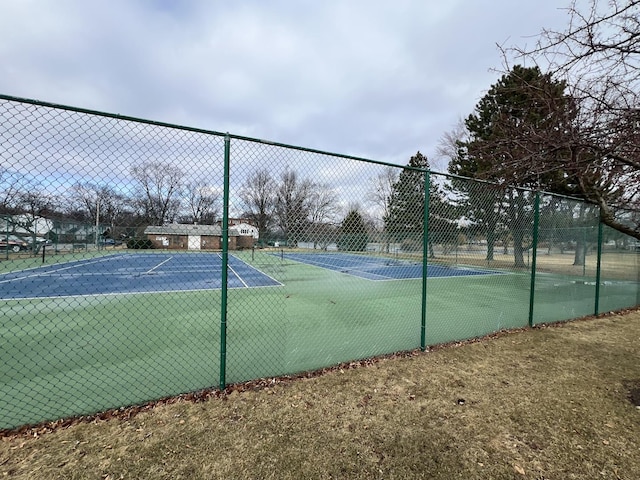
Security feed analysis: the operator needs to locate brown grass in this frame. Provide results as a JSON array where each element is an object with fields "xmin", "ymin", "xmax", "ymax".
[
  {"xmin": 435, "ymin": 248, "xmax": 639, "ymax": 281},
  {"xmin": 2, "ymin": 309, "xmax": 640, "ymax": 479}
]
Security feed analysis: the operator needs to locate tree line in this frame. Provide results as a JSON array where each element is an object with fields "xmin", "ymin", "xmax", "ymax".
[
  {"xmin": 0, "ymin": 161, "xmax": 373, "ymax": 251},
  {"xmin": 2, "ymin": 147, "xmax": 621, "ymax": 265},
  {"xmin": 437, "ymin": 0, "xmax": 639, "ymax": 243},
  {"xmin": 0, "ymin": 150, "xmax": 456, "ymax": 255},
  {"xmin": 0, "ymin": 162, "xmax": 220, "ymax": 243}
]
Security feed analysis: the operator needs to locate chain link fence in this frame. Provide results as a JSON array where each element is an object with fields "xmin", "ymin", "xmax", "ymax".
[{"xmin": 1, "ymin": 94, "xmax": 639, "ymax": 430}]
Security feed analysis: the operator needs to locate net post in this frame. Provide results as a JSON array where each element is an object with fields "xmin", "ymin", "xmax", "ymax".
[
  {"xmin": 528, "ymin": 192, "xmax": 540, "ymax": 328},
  {"xmin": 420, "ymin": 170, "xmax": 430, "ymax": 351},
  {"xmin": 594, "ymin": 221, "xmax": 603, "ymax": 315},
  {"xmin": 219, "ymin": 134, "xmax": 231, "ymax": 391}
]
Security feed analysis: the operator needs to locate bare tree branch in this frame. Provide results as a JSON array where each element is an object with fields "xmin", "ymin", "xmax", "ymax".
[{"xmin": 498, "ymin": 0, "xmax": 640, "ymax": 239}]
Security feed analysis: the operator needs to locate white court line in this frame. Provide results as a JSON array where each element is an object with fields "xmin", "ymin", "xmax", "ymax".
[
  {"xmin": 145, "ymin": 256, "xmax": 173, "ymax": 274},
  {"xmin": 2, "ymin": 283, "xmax": 283, "ymax": 302},
  {"xmin": 217, "ymin": 252, "xmax": 250, "ymax": 288},
  {"xmin": 32, "ymin": 268, "xmax": 226, "ymax": 278},
  {"xmin": 239, "ymin": 262, "xmax": 283, "ymax": 286},
  {"xmin": 283, "ymin": 256, "xmax": 392, "ymax": 281},
  {"xmin": 0, "ymin": 256, "xmax": 121, "ymax": 285},
  {"xmin": 217, "ymin": 253, "xmax": 285, "ymax": 288},
  {"xmin": 227, "ymin": 263, "xmax": 249, "ymax": 288},
  {"xmin": 283, "ymin": 255, "xmax": 509, "ymax": 282}
]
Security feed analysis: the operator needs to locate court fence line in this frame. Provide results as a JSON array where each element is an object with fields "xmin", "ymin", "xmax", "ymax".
[{"xmin": 0, "ymin": 94, "xmax": 638, "ymax": 431}]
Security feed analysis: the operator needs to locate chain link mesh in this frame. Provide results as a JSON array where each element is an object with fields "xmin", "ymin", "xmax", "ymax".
[
  {"xmin": 533, "ymin": 195, "xmax": 600, "ymax": 323},
  {"xmin": 1, "ymin": 95, "xmax": 638, "ymax": 430},
  {"xmin": 599, "ymin": 225, "xmax": 640, "ymax": 312},
  {"xmin": 425, "ymin": 173, "xmax": 534, "ymax": 344}
]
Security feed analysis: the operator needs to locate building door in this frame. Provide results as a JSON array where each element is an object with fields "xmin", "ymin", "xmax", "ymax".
[{"xmin": 188, "ymin": 235, "xmax": 201, "ymax": 250}]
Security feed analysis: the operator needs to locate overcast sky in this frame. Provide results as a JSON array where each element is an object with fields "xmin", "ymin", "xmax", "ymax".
[{"xmin": 0, "ymin": 0, "xmax": 576, "ymax": 171}]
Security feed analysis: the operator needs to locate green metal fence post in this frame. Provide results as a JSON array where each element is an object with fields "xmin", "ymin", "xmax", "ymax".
[
  {"xmin": 582, "ymin": 227, "xmax": 587, "ymax": 277},
  {"xmin": 420, "ymin": 170, "xmax": 430, "ymax": 351},
  {"xmin": 4, "ymin": 216, "xmax": 8, "ymax": 261},
  {"xmin": 219, "ymin": 134, "xmax": 231, "ymax": 390},
  {"xmin": 594, "ymin": 222, "xmax": 603, "ymax": 315},
  {"xmin": 528, "ymin": 192, "xmax": 540, "ymax": 328}
]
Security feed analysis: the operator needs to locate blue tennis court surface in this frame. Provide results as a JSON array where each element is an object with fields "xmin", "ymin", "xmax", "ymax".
[
  {"xmin": 0, "ymin": 253, "xmax": 281, "ymax": 300},
  {"xmin": 281, "ymin": 252, "xmax": 501, "ymax": 281}
]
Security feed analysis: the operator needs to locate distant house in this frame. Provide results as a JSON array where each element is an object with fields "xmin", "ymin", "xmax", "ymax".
[
  {"xmin": 143, "ymin": 224, "xmax": 254, "ymax": 250},
  {"xmin": 2, "ymin": 214, "xmax": 54, "ymax": 239},
  {"xmin": 233, "ymin": 222, "xmax": 259, "ymax": 239},
  {"xmin": 216, "ymin": 218, "xmax": 259, "ymax": 239},
  {"xmin": 226, "ymin": 218, "xmax": 255, "ymax": 227}
]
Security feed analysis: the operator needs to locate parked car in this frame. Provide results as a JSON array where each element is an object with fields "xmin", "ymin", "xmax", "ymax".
[
  {"xmin": 0, "ymin": 238, "xmax": 29, "ymax": 252},
  {"xmin": 100, "ymin": 238, "xmax": 123, "ymax": 246}
]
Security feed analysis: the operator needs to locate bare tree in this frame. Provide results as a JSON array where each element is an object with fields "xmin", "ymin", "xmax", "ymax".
[
  {"xmin": 367, "ymin": 166, "xmax": 398, "ymax": 223},
  {"xmin": 130, "ymin": 161, "xmax": 184, "ymax": 226},
  {"xmin": 185, "ymin": 182, "xmax": 219, "ymax": 225},
  {"xmin": 0, "ymin": 168, "xmax": 31, "ymax": 214},
  {"xmin": 67, "ymin": 183, "xmax": 95, "ymax": 222},
  {"xmin": 68, "ymin": 182, "xmax": 128, "ymax": 233},
  {"xmin": 306, "ymin": 183, "xmax": 340, "ymax": 249},
  {"xmin": 367, "ymin": 166, "xmax": 398, "ymax": 252},
  {"xmin": 505, "ymin": 0, "xmax": 640, "ymax": 239},
  {"xmin": 12, "ymin": 188, "xmax": 58, "ymax": 250},
  {"xmin": 307, "ymin": 183, "xmax": 340, "ymax": 225},
  {"xmin": 435, "ymin": 119, "xmax": 469, "ymax": 170},
  {"xmin": 273, "ymin": 170, "xmax": 313, "ymax": 247},
  {"xmin": 239, "ymin": 169, "xmax": 275, "ymax": 241}
]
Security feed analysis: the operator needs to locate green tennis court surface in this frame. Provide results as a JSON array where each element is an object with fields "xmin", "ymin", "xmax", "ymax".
[{"xmin": 1, "ymin": 250, "xmax": 637, "ymax": 430}]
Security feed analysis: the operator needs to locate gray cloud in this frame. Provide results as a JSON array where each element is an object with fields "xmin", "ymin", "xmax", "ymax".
[{"xmin": 0, "ymin": 0, "xmax": 573, "ymax": 169}]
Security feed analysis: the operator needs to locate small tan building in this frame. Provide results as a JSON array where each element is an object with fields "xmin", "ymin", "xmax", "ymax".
[{"xmin": 144, "ymin": 224, "xmax": 254, "ymax": 250}]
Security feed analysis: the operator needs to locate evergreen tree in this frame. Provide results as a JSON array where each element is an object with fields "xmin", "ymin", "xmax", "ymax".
[
  {"xmin": 339, "ymin": 209, "xmax": 368, "ymax": 251},
  {"xmin": 459, "ymin": 65, "xmax": 577, "ymax": 194},
  {"xmin": 449, "ymin": 65, "xmax": 577, "ymax": 267},
  {"xmin": 384, "ymin": 152, "xmax": 429, "ymax": 248},
  {"xmin": 385, "ymin": 152, "xmax": 457, "ymax": 256}
]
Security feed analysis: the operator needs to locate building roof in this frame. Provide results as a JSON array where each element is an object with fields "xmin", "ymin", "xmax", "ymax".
[{"xmin": 144, "ymin": 224, "xmax": 239, "ymax": 236}]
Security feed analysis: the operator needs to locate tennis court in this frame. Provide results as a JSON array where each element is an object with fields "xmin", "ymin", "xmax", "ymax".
[
  {"xmin": 280, "ymin": 252, "xmax": 502, "ymax": 280},
  {"xmin": 0, "ymin": 252, "xmax": 281, "ymax": 300},
  {"xmin": 0, "ymin": 248, "xmax": 519, "ymax": 430}
]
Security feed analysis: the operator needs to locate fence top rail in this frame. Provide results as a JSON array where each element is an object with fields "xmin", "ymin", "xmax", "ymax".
[
  {"xmin": 432, "ymin": 170, "xmax": 590, "ymax": 204},
  {"xmin": 0, "ymin": 93, "xmax": 424, "ymax": 173},
  {"xmin": 0, "ymin": 93, "xmax": 592, "ymax": 204}
]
